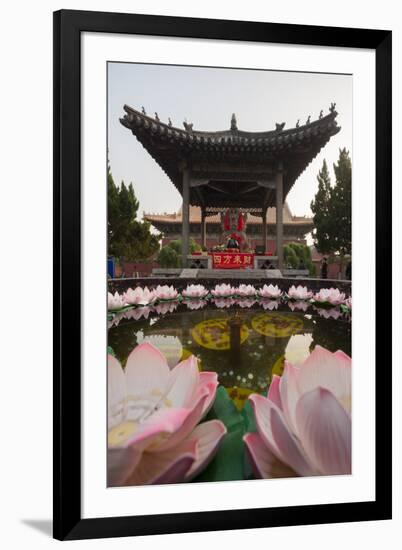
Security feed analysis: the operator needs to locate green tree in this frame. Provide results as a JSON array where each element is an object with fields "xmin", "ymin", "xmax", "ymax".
[
  {"xmin": 157, "ymin": 246, "xmax": 180, "ymax": 268},
  {"xmin": 284, "ymin": 243, "xmax": 315, "ymax": 276},
  {"xmin": 108, "ymin": 168, "xmax": 160, "ymax": 261},
  {"xmin": 331, "ymin": 148, "xmax": 352, "ymax": 256},
  {"xmin": 310, "ymin": 159, "xmax": 333, "ymax": 254},
  {"xmin": 284, "ymin": 245, "xmax": 298, "ymax": 268},
  {"xmin": 310, "ymin": 150, "xmax": 352, "ymax": 259},
  {"xmin": 157, "ymin": 238, "xmax": 201, "ymax": 268}
]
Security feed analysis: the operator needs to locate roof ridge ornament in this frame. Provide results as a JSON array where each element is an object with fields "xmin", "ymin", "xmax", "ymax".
[
  {"xmin": 306, "ymin": 115, "xmax": 311, "ymax": 125},
  {"xmin": 141, "ymin": 106, "xmax": 146, "ymax": 115},
  {"xmin": 154, "ymin": 112, "xmax": 160, "ymax": 122},
  {"xmin": 329, "ymin": 102, "xmax": 336, "ymax": 113},
  {"xmin": 275, "ymin": 122, "xmax": 285, "ymax": 132},
  {"xmin": 319, "ymin": 110, "xmax": 323, "ymax": 119},
  {"xmin": 183, "ymin": 118, "xmax": 194, "ymax": 132},
  {"xmin": 231, "ymin": 113, "xmax": 238, "ymax": 131}
]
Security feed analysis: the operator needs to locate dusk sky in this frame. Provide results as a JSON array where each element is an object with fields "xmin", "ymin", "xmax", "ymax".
[{"xmin": 108, "ymin": 62, "xmax": 352, "ymax": 220}]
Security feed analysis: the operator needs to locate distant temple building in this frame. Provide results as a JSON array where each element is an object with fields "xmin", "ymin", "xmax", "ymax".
[{"xmin": 144, "ymin": 203, "xmax": 313, "ymax": 254}]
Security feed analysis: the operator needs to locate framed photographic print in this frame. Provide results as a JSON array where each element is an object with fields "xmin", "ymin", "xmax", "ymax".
[{"xmin": 53, "ymin": 9, "xmax": 392, "ymax": 541}]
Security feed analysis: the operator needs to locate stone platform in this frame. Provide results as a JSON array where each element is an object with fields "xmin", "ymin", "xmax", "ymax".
[{"xmin": 178, "ymin": 268, "xmax": 283, "ymax": 279}]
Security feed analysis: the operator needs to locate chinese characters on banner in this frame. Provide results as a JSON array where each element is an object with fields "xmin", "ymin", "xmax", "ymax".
[{"xmin": 211, "ymin": 252, "xmax": 254, "ymax": 269}]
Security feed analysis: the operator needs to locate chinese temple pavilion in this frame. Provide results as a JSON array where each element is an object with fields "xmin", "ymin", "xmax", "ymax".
[{"xmin": 120, "ymin": 105, "xmax": 340, "ymax": 269}]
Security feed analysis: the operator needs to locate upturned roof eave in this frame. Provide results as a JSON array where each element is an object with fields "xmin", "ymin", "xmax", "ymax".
[{"xmin": 121, "ymin": 104, "xmax": 340, "ymax": 141}]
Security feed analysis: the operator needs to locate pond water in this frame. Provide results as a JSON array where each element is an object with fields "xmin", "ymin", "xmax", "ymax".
[{"xmin": 108, "ymin": 302, "xmax": 351, "ymax": 409}]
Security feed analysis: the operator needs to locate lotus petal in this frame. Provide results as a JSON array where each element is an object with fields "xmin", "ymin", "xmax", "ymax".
[
  {"xmin": 108, "ymin": 446, "xmax": 142, "ymax": 486},
  {"xmin": 244, "ymin": 432, "xmax": 295, "ymax": 479},
  {"xmin": 154, "ymin": 390, "xmax": 210, "ymax": 452},
  {"xmin": 124, "ymin": 342, "xmax": 170, "ymax": 400},
  {"xmin": 250, "ymin": 394, "xmax": 313, "ymax": 476},
  {"xmin": 184, "ymin": 420, "xmax": 227, "ymax": 481},
  {"xmin": 267, "ymin": 374, "xmax": 282, "ymax": 410},
  {"xmin": 108, "ymin": 354, "xmax": 126, "ymax": 429},
  {"xmin": 125, "ymin": 439, "xmax": 197, "ymax": 485},
  {"xmin": 166, "ymin": 355, "xmax": 200, "ymax": 408},
  {"xmin": 297, "ymin": 345, "xmax": 351, "ymax": 412},
  {"xmin": 279, "ymin": 361, "xmax": 300, "ymax": 433},
  {"xmin": 122, "ymin": 407, "xmax": 192, "ymax": 450},
  {"xmin": 296, "ymin": 387, "xmax": 351, "ymax": 475}
]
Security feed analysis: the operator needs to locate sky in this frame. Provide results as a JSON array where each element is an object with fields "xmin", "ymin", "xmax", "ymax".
[{"xmin": 108, "ymin": 62, "xmax": 352, "ymax": 219}]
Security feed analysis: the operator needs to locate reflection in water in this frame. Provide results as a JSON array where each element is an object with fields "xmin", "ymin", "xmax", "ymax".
[
  {"xmin": 135, "ymin": 333, "xmax": 183, "ymax": 369},
  {"xmin": 285, "ymin": 333, "xmax": 314, "ymax": 366},
  {"xmin": 108, "ymin": 304, "xmax": 351, "ymax": 406}
]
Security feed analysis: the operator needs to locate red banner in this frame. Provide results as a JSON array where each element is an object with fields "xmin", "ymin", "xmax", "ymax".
[{"xmin": 211, "ymin": 252, "xmax": 254, "ymax": 269}]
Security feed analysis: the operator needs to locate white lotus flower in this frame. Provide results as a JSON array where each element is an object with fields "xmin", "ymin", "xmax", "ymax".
[
  {"xmin": 236, "ymin": 284, "xmax": 257, "ymax": 297},
  {"xmin": 258, "ymin": 284, "xmax": 282, "ymax": 299},
  {"xmin": 287, "ymin": 285, "xmax": 313, "ymax": 301},
  {"xmin": 108, "ymin": 343, "xmax": 226, "ymax": 486},
  {"xmin": 155, "ymin": 285, "xmax": 179, "ymax": 301},
  {"xmin": 182, "ymin": 284, "xmax": 209, "ymax": 299},
  {"xmin": 313, "ymin": 287, "xmax": 345, "ymax": 306},
  {"xmin": 211, "ymin": 283, "xmax": 235, "ymax": 298},
  {"xmin": 108, "ymin": 291, "xmax": 126, "ymax": 311},
  {"xmin": 124, "ymin": 286, "xmax": 155, "ymax": 306}
]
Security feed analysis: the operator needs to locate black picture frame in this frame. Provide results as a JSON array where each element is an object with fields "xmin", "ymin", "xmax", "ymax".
[{"xmin": 53, "ymin": 9, "xmax": 392, "ymax": 541}]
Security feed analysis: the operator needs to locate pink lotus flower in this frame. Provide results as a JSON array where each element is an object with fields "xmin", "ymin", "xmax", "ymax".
[
  {"xmin": 211, "ymin": 283, "xmax": 235, "ymax": 298},
  {"xmin": 182, "ymin": 284, "xmax": 209, "ymax": 299},
  {"xmin": 108, "ymin": 291, "xmax": 126, "ymax": 311},
  {"xmin": 261, "ymin": 299, "xmax": 279, "ymax": 311},
  {"xmin": 155, "ymin": 285, "xmax": 179, "ymax": 301},
  {"xmin": 124, "ymin": 286, "xmax": 155, "ymax": 306},
  {"xmin": 345, "ymin": 296, "xmax": 352, "ymax": 310},
  {"xmin": 287, "ymin": 285, "xmax": 313, "ymax": 301},
  {"xmin": 213, "ymin": 297, "xmax": 235, "ymax": 309},
  {"xmin": 314, "ymin": 307, "xmax": 342, "ymax": 320},
  {"xmin": 244, "ymin": 345, "xmax": 351, "ymax": 478},
  {"xmin": 288, "ymin": 300, "xmax": 310, "ymax": 312},
  {"xmin": 236, "ymin": 284, "xmax": 257, "ymax": 297},
  {"xmin": 313, "ymin": 287, "xmax": 345, "ymax": 306},
  {"xmin": 258, "ymin": 284, "xmax": 282, "ymax": 300},
  {"xmin": 108, "ymin": 343, "xmax": 226, "ymax": 486}
]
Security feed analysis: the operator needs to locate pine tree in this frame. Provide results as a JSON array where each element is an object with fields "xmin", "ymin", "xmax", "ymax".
[
  {"xmin": 331, "ymin": 148, "xmax": 352, "ymax": 256},
  {"xmin": 310, "ymin": 150, "xmax": 352, "ymax": 266},
  {"xmin": 310, "ymin": 159, "xmax": 333, "ymax": 254},
  {"xmin": 107, "ymin": 168, "xmax": 160, "ymax": 261}
]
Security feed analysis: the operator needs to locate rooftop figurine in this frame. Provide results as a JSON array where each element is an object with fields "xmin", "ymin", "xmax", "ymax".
[
  {"xmin": 296, "ymin": 119, "xmax": 300, "ymax": 128},
  {"xmin": 330, "ymin": 102, "xmax": 336, "ymax": 113},
  {"xmin": 231, "ymin": 113, "xmax": 238, "ymax": 131},
  {"xmin": 154, "ymin": 112, "xmax": 160, "ymax": 122},
  {"xmin": 183, "ymin": 119, "xmax": 194, "ymax": 132},
  {"xmin": 141, "ymin": 106, "xmax": 146, "ymax": 115},
  {"xmin": 306, "ymin": 115, "xmax": 311, "ymax": 124},
  {"xmin": 168, "ymin": 117, "xmax": 172, "ymax": 127},
  {"xmin": 319, "ymin": 110, "xmax": 323, "ymax": 119},
  {"xmin": 275, "ymin": 122, "xmax": 285, "ymax": 132}
]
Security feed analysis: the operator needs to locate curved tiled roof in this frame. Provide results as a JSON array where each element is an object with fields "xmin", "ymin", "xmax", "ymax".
[
  {"xmin": 144, "ymin": 204, "xmax": 312, "ymax": 227},
  {"xmin": 120, "ymin": 104, "xmax": 340, "ymax": 208}
]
